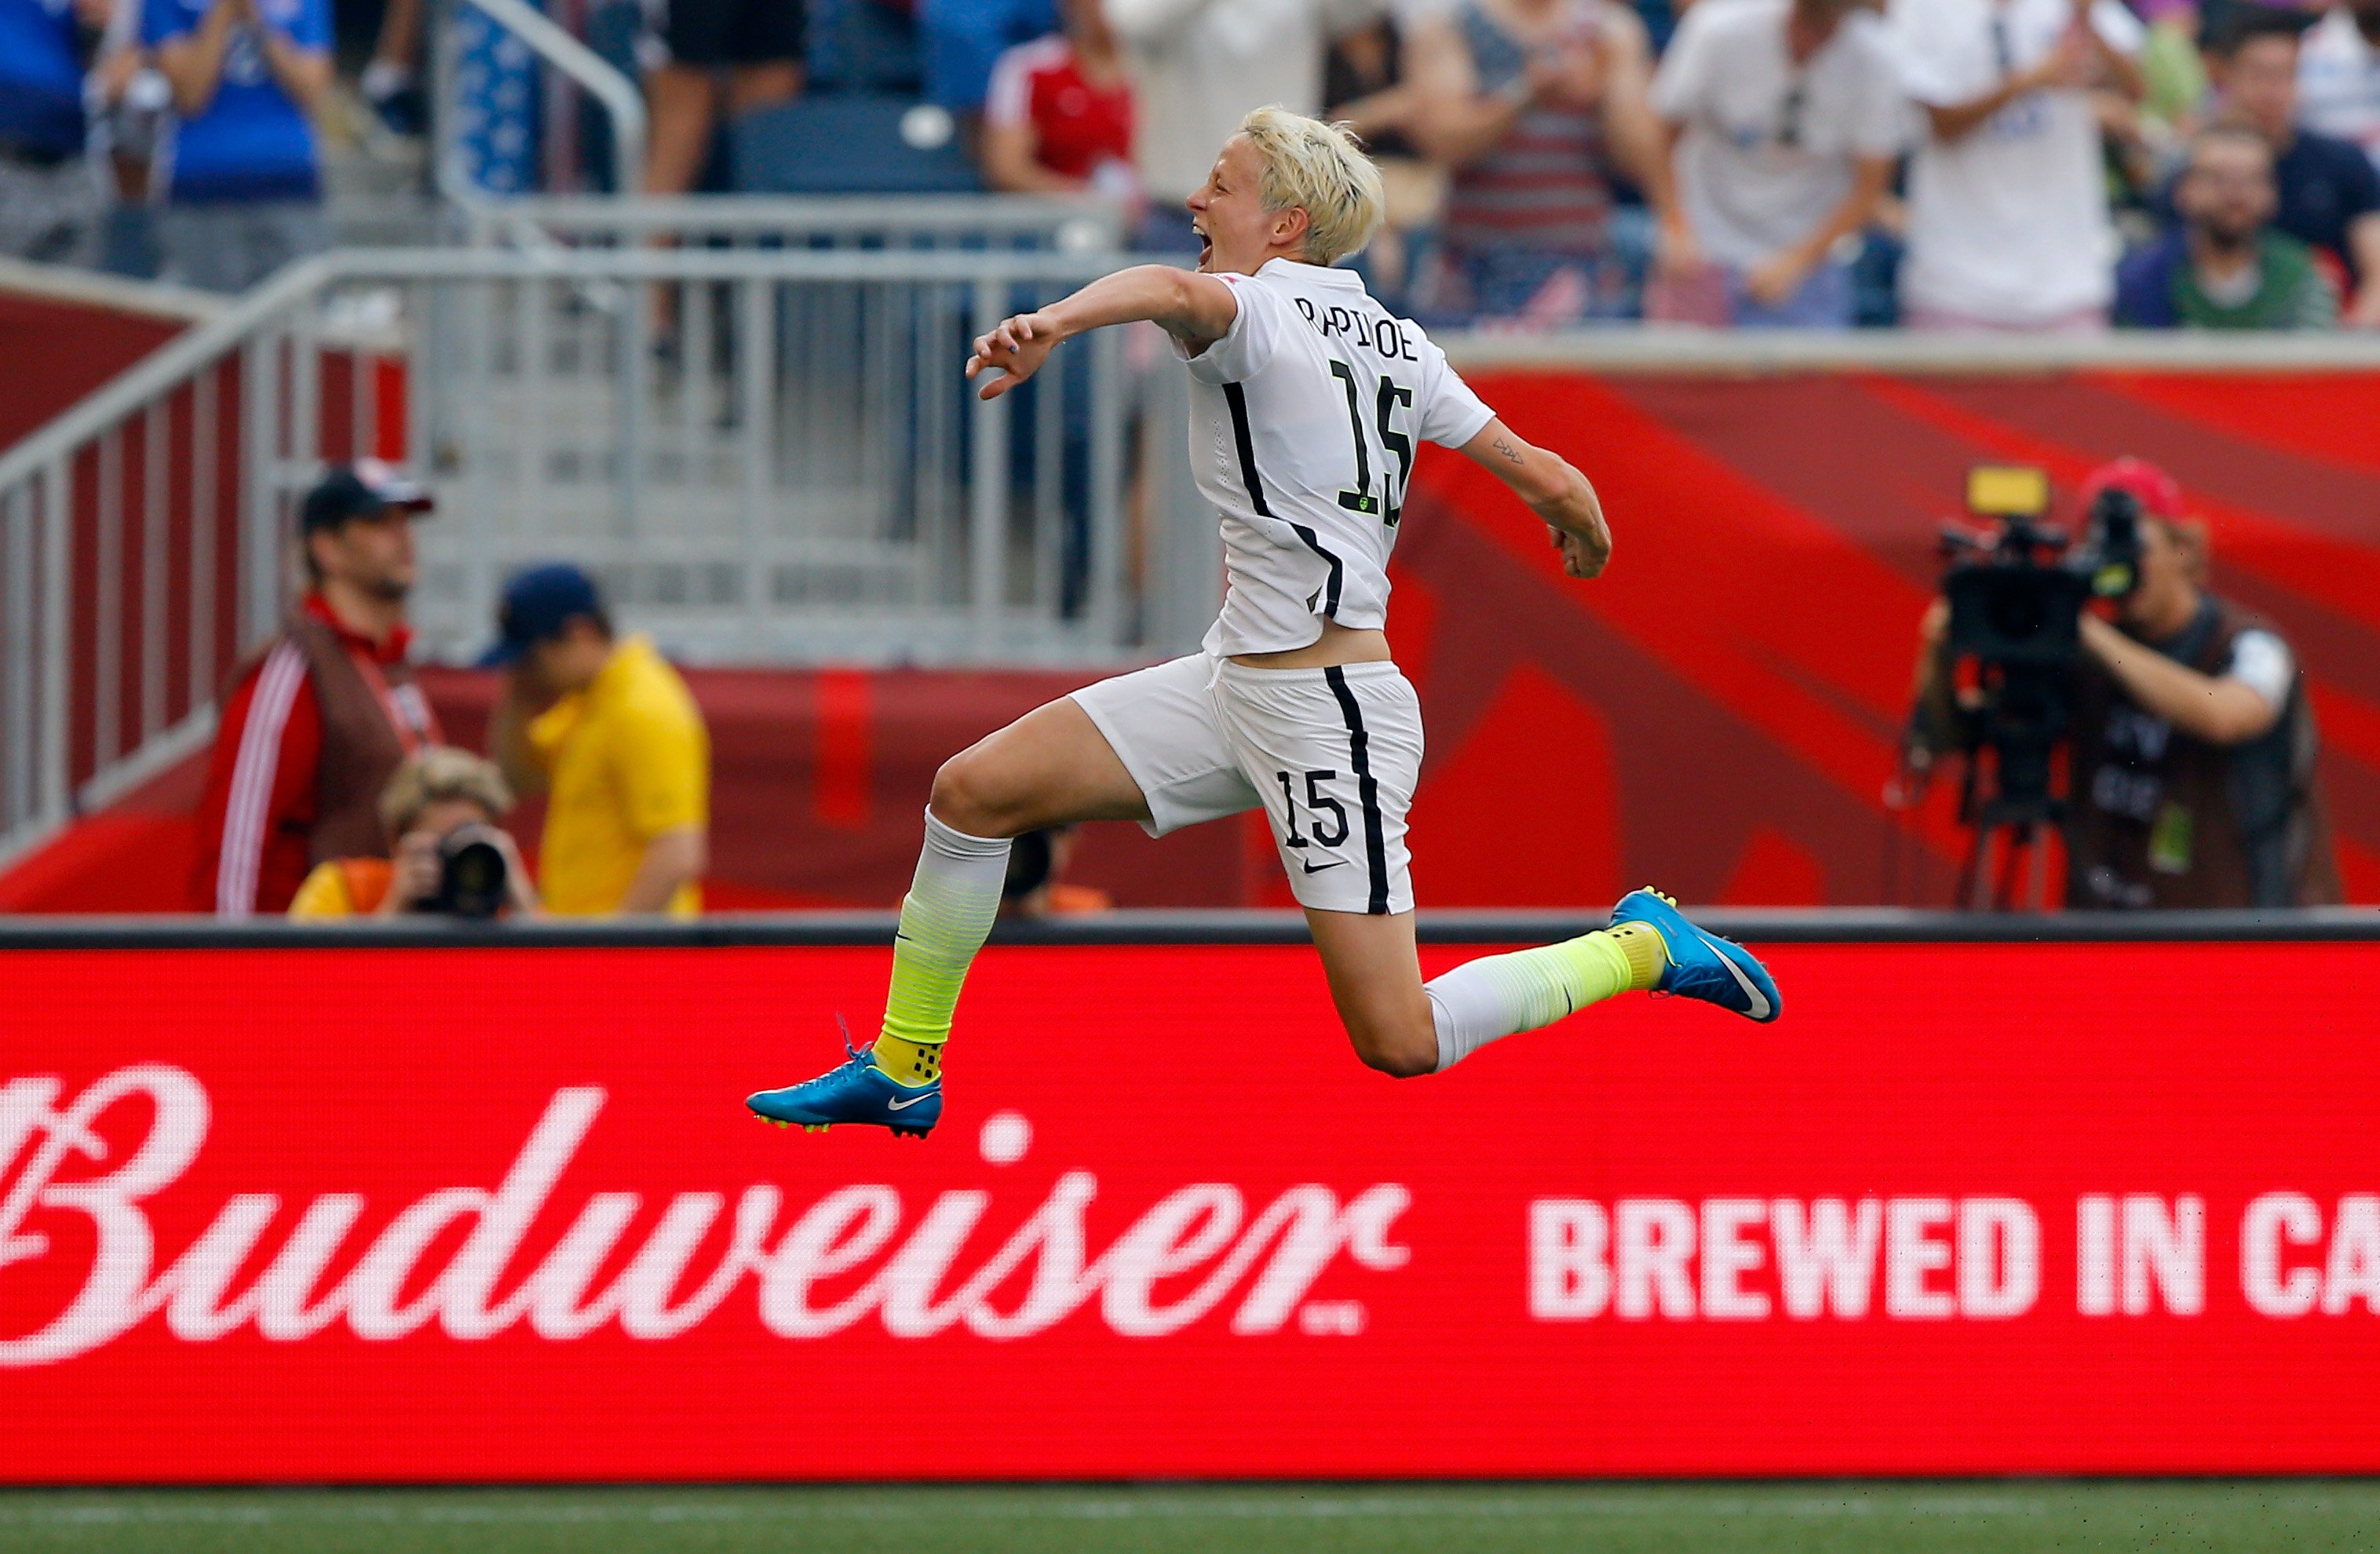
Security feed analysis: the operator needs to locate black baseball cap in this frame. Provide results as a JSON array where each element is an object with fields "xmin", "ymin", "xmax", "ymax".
[
  {"xmin": 480, "ymin": 562, "xmax": 608, "ymax": 666},
  {"xmin": 300, "ymin": 460, "xmax": 435, "ymax": 534}
]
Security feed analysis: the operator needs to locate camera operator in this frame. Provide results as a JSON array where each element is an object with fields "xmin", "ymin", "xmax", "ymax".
[
  {"xmin": 287, "ymin": 746, "xmax": 540, "ymax": 919},
  {"xmin": 1915, "ymin": 458, "xmax": 2339, "ymax": 909}
]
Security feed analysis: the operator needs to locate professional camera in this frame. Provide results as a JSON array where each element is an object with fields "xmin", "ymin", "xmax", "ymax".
[
  {"xmin": 421, "ymin": 823, "xmax": 510, "ymax": 919},
  {"xmin": 1929, "ymin": 466, "xmax": 2145, "ymax": 907},
  {"xmin": 1940, "ymin": 465, "xmax": 2143, "ymax": 666}
]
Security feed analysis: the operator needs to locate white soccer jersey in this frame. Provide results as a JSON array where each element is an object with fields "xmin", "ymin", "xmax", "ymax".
[{"xmin": 1177, "ymin": 260, "xmax": 1497, "ymax": 658}]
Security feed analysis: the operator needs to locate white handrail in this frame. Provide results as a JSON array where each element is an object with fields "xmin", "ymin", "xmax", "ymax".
[{"xmin": 0, "ymin": 245, "xmax": 1131, "ymax": 493}]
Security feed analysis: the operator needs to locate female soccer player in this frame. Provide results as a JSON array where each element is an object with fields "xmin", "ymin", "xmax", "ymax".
[{"xmin": 749, "ymin": 107, "xmax": 1779, "ymax": 1138}]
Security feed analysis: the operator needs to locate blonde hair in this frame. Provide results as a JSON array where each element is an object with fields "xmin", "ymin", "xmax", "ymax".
[
  {"xmin": 378, "ymin": 746, "xmax": 515, "ymax": 839},
  {"xmin": 1236, "ymin": 106, "xmax": 1384, "ymax": 268}
]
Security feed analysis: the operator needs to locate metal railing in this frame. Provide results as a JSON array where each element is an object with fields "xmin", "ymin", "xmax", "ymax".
[
  {"xmin": 400, "ymin": 246, "xmax": 1182, "ymax": 662},
  {"xmin": 0, "ymin": 244, "xmax": 1214, "ymax": 873},
  {"xmin": 456, "ymin": 193, "xmax": 1130, "ymax": 255}
]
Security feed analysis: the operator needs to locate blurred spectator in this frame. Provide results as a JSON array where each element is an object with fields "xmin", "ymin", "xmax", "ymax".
[
  {"xmin": 289, "ymin": 747, "xmax": 542, "ymax": 919},
  {"xmin": 89, "ymin": 0, "xmax": 173, "ymax": 277},
  {"xmin": 980, "ymin": 0, "xmax": 1137, "ymax": 197},
  {"xmin": 1323, "ymin": 12, "xmax": 1436, "ymax": 298},
  {"xmin": 641, "ymin": 0, "xmax": 804, "ymax": 198},
  {"xmin": 2206, "ymin": 5, "xmax": 2380, "ymax": 325},
  {"xmin": 189, "ymin": 464, "xmax": 443, "ymax": 917},
  {"xmin": 925, "ymin": 0, "xmax": 1055, "ymax": 145},
  {"xmin": 487, "ymin": 565, "xmax": 711, "ymax": 918},
  {"xmin": 1886, "ymin": 0, "xmax": 2143, "ymax": 333},
  {"xmin": 2116, "ymin": 125, "xmax": 2341, "ymax": 327},
  {"xmin": 1106, "ymin": 0, "xmax": 1378, "ymax": 252},
  {"xmin": 145, "ymin": 0, "xmax": 331, "ymax": 292},
  {"xmin": 1644, "ymin": 0, "xmax": 1904, "ymax": 327},
  {"xmin": 0, "ymin": 0, "xmax": 103, "ymax": 265},
  {"xmin": 2299, "ymin": 0, "xmax": 2380, "ymax": 173},
  {"xmin": 1404, "ymin": 0, "xmax": 1660, "ymax": 324},
  {"xmin": 1324, "ymin": 10, "xmax": 1419, "ymax": 153},
  {"xmin": 357, "ymin": 0, "xmax": 424, "ymax": 134}
]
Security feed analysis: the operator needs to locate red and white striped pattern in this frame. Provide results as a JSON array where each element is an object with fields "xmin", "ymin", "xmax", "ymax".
[{"xmin": 214, "ymin": 642, "xmax": 308, "ymax": 917}]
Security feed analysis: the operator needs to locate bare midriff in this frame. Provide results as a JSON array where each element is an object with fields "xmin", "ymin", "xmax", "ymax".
[{"xmin": 1228, "ymin": 621, "xmax": 1393, "ymax": 670}]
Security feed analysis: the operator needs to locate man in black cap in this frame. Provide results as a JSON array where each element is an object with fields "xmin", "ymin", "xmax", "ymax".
[{"xmin": 189, "ymin": 461, "xmax": 444, "ymax": 915}]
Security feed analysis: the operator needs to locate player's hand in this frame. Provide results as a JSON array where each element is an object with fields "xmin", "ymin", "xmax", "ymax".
[
  {"xmin": 967, "ymin": 311, "xmax": 1063, "ymax": 400},
  {"xmin": 1550, "ymin": 522, "xmax": 1608, "ymax": 580}
]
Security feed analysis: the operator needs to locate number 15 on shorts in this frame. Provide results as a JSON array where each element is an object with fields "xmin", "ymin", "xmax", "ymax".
[{"xmin": 1276, "ymin": 768, "xmax": 1349, "ymax": 855}]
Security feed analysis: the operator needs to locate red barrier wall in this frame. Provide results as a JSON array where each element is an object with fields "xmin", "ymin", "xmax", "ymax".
[
  {"xmin": 0, "ymin": 290, "xmax": 187, "ymax": 454},
  {"xmin": 10, "ymin": 364, "xmax": 2380, "ymax": 913},
  {"xmin": 5, "ymin": 939, "xmax": 2378, "ymax": 1480}
]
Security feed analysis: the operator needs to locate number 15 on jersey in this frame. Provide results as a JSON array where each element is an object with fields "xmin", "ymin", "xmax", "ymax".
[{"xmin": 1330, "ymin": 360, "xmax": 1414, "ymax": 527}]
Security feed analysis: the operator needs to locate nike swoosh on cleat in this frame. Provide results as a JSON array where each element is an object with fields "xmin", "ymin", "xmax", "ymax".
[
  {"xmin": 885, "ymin": 1091, "xmax": 936, "ymax": 1111},
  {"xmin": 1696, "ymin": 929, "xmax": 1772, "ymax": 1020},
  {"xmin": 1301, "ymin": 859, "xmax": 1348, "ymax": 874}
]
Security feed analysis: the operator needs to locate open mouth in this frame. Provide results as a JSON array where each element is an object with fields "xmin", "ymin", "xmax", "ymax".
[{"xmin": 1193, "ymin": 224, "xmax": 1213, "ymax": 268}]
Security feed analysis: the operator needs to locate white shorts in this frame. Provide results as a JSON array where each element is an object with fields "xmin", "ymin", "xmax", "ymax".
[{"xmin": 1071, "ymin": 653, "xmax": 1422, "ymax": 915}]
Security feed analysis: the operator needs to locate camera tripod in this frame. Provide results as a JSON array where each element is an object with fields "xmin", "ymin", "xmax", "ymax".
[
  {"xmin": 1958, "ymin": 793, "xmax": 2063, "ymax": 912},
  {"xmin": 1953, "ymin": 660, "xmax": 2070, "ymax": 913}
]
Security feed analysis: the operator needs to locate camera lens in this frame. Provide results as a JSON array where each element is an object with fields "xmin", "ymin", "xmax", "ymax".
[{"xmin": 433, "ymin": 829, "xmax": 509, "ymax": 919}]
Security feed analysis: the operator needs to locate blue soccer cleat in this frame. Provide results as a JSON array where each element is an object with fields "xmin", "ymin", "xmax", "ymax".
[
  {"xmin": 746, "ymin": 1032, "xmax": 941, "ymax": 1138},
  {"xmin": 1609, "ymin": 886, "xmax": 1781, "ymax": 1023}
]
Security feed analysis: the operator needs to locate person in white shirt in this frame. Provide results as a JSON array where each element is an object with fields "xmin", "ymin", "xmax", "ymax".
[
  {"xmin": 1104, "ymin": 0, "xmax": 1378, "ymax": 250},
  {"xmin": 2299, "ymin": 0, "xmax": 2380, "ymax": 173},
  {"xmin": 1889, "ymin": 0, "xmax": 2144, "ymax": 331},
  {"xmin": 744, "ymin": 107, "xmax": 1780, "ymax": 1141},
  {"xmin": 1644, "ymin": 0, "xmax": 1907, "ymax": 327}
]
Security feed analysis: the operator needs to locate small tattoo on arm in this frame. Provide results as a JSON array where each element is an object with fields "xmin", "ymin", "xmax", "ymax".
[{"xmin": 1492, "ymin": 437, "xmax": 1524, "ymax": 466}]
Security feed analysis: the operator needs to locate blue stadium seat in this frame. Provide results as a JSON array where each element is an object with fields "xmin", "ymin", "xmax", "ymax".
[{"xmin": 730, "ymin": 96, "xmax": 982, "ymax": 194}]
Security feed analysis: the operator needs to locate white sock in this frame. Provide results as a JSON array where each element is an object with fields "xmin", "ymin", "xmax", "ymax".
[
  {"xmin": 878, "ymin": 808, "xmax": 1012, "ymax": 1047},
  {"xmin": 1425, "ymin": 932, "xmax": 1636, "ymax": 1072}
]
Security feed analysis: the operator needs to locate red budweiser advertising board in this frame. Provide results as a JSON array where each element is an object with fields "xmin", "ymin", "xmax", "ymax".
[{"xmin": 4, "ymin": 939, "xmax": 2378, "ymax": 1481}]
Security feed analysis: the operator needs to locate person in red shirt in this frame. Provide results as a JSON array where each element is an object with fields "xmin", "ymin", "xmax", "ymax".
[
  {"xmin": 980, "ymin": 0, "xmax": 1137, "ymax": 200},
  {"xmin": 188, "ymin": 462, "xmax": 444, "ymax": 915}
]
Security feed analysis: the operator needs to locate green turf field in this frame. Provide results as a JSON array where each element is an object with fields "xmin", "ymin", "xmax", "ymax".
[{"xmin": 0, "ymin": 1482, "xmax": 2374, "ymax": 1553}]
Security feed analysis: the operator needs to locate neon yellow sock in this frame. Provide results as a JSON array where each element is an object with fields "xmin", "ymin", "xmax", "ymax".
[
  {"xmin": 1604, "ymin": 921, "xmax": 1671, "ymax": 991},
  {"xmin": 871, "ymin": 1031, "xmax": 943, "ymax": 1085},
  {"xmin": 1424, "ymin": 927, "xmax": 1659, "ymax": 1071},
  {"xmin": 871, "ymin": 811, "xmax": 1010, "ymax": 1087}
]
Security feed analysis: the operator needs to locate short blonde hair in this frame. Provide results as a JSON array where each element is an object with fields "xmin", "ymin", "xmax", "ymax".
[
  {"xmin": 1237, "ymin": 106, "xmax": 1384, "ymax": 268},
  {"xmin": 379, "ymin": 746, "xmax": 515, "ymax": 839}
]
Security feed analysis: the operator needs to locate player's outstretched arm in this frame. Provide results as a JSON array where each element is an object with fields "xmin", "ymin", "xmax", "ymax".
[
  {"xmin": 1459, "ymin": 418, "xmax": 1612, "ymax": 579},
  {"xmin": 965, "ymin": 265, "xmax": 1240, "ymax": 400}
]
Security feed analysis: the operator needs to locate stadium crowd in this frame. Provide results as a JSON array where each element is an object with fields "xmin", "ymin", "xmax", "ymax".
[{"xmin": 8, "ymin": 0, "xmax": 2380, "ymax": 325}]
